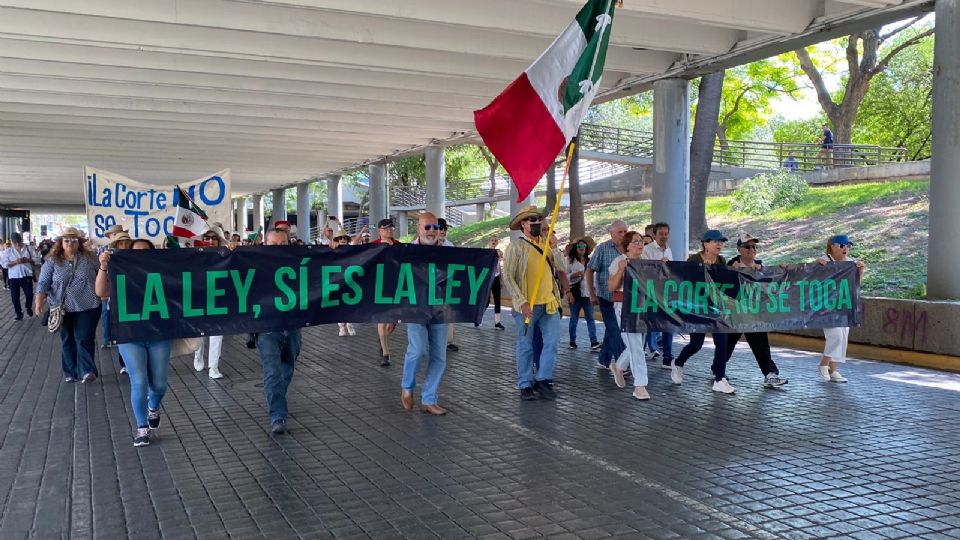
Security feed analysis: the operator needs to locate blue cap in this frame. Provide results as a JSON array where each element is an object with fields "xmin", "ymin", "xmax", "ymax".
[
  {"xmin": 829, "ymin": 234, "xmax": 854, "ymax": 247},
  {"xmin": 701, "ymin": 230, "xmax": 728, "ymax": 242}
]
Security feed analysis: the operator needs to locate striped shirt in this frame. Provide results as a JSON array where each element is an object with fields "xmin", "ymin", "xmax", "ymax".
[
  {"xmin": 37, "ymin": 254, "xmax": 101, "ymax": 312},
  {"xmin": 587, "ymin": 239, "xmax": 622, "ymax": 302}
]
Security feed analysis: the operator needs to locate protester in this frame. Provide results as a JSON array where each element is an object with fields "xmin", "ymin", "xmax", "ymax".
[
  {"xmin": 816, "ymin": 235, "xmax": 866, "ymax": 383},
  {"xmin": 331, "ymin": 228, "xmax": 357, "ymax": 337},
  {"xmin": 192, "ymin": 226, "xmax": 227, "ymax": 379},
  {"xmin": 256, "ymin": 228, "xmax": 303, "ymax": 434},
  {"xmin": 565, "ymin": 236, "xmax": 599, "ymax": 350},
  {"xmin": 585, "ymin": 220, "xmax": 628, "ymax": 368},
  {"xmin": 360, "ymin": 231, "xmax": 371, "ymax": 244},
  {"xmin": 480, "ymin": 236, "xmax": 505, "ymax": 330},
  {"xmin": 2, "ymin": 232, "xmax": 37, "ymax": 321},
  {"xmin": 102, "ymin": 232, "xmax": 133, "ymax": 374},
  {"xmin": 0, "ymin": 239, "xmax": 9, "ymax": 290},
  {"xmin": 502, "ymin": 206, "xmax": 561, "ymax": 401},
  {"xmin": 726, "ymin": 234, "xmax": 788, "ymax": 388},
  {"xmin": 35, "ymin": 228, "xmax": 101, "ymax": 383},
  {"xmin": 372, "ymin": 218, "xmax": 401, "ymax": 367},
  {"xmin": 607, "ymin": 231, "xmax": 650, "ymax": 400},
  {"xmin": 641, "ymin": 222, "xmax": 675, "ymax": 368},
  {"xmin": 97, "ymin": 238, "xmax": 170, "ymax": 446},
  {"xmin": 400, "ymin": 212, "xmax": 450, "ymax": 415},
  {"xmin": 436, "ymin": 218, "xmax": 460, "ymax": 351},
  {"xmin": 669, "ymin": 230, "xmax": 736, "ymax": 394}
]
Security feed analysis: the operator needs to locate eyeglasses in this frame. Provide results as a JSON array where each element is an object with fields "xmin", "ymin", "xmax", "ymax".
[
  {"xmin": 629, "ymin": 240, "xmax": 644, "ymax": 246},
  {"xmin": 202, "ymin": 235, "xmax": 219, "ymax": 241},
  {"xmin": 423, "ymin": 224, "xmax": 442, "ymax": 231},
  {"xmin": 740, "ymin": 244, "xmax": 757, "ymax": 250},
  {"xmin": 62, "ymin": 238, "xmax": 79, "ymax": 244}
]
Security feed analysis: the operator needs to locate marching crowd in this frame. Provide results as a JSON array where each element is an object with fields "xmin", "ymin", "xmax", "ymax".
[{"xmin": 1, "ymin": 207, "xmax": 864, "ymax": 448}]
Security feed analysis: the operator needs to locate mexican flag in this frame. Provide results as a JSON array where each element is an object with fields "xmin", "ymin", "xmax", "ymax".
[
  {"xmin": 171, "ymin": 185, "xmax": 209, "ymax": 238},
  {"xmin": 474, "ymin": 0, "xmax": 617, "ymax": 202}
]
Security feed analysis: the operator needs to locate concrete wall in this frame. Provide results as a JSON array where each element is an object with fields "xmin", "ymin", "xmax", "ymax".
[
  {"xmin": 803, "ymin": 160, "xmax": 930, "ymax": 185},
  {"xmin": 578, "ymin": 164, "xmax": 763, "ymax": 205}
]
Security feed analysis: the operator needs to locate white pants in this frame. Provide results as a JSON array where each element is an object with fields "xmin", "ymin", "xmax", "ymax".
[
  {"xmin": 615, "ymin": 333, "xmax": 648, "ymax": 387},
  {"xmin": 194, "ymin": 335, "xmax": 223, "ymax": 370},
  {"xmin": 823, "ymin": 327, "xmax": 849, "ymax": 362}
]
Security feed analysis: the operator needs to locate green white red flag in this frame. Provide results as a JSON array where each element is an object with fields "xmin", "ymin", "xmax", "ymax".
[
  {"xmin": 474, "ymin": 0, "xmax": 617, "ymax": 202},
  {"xmin": 171, "ymin": 185, "xmax": 209, "ymax": 239}
]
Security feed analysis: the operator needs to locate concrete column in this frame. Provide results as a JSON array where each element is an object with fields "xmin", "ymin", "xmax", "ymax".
[
  {"xmin": 368, "ymin": 163, "xmax": 388, "ymax": 240},
  {"xmin": 425, "ymin": 145, "xmax": 446, "ymax": 218},
  {"xmin": 326, "ymin": 175, "xmax": 343, "ymax": 222},
  {"xmin": 652, "ymin": 78, "xmax": 691, "ymax": 259},
  {"xmin": 252, "ymin": 193, "xmax": 264, "ymax": 233},
  {"xmin": 296, "ymin": 182, "xmax": 312, "ymax": 242},
  {"xmin": 509, "ymin": 180, "xmax": 536, "ymax": 240},
  {"xmin": 397, "ymin": 212, "xmax": 409, "ymax": 237},
  {"xmin": 270, "ymin": 188, "xmax": 287, "ymax": 227},
  {"xmin": 928, "ymin": 0, "xmax": 960, "ymax": 299},
  {"xmin": 234, "ymin": 196, "xmax": 248, "ymax": 234}
]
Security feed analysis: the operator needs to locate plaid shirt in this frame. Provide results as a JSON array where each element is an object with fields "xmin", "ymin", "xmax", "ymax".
[{"xmin": 587, "ymin": 239, "xmax": 622, "ymax": 302}]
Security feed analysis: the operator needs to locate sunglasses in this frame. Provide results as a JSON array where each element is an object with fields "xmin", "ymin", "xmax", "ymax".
[
  {"xmin": 524, "ymin": 217, "xmax": 542, "ymax": 223},
  {"xmin": 202, "ymin": 235, "xmax": 219, "ymax": 240},
  {"xmin": 62, "ymin": 238, "xmax": 80, "ymax": 244},
  {"xmin": 740, "ymin": 244, "xmax": 757, "ymax": 250},
  {"xmin": 576, "ymin": 243, "xmax": 587, "ymax": 248},
  {"xmin": 422, "ymin": 224, "xmax": 442, "ymax": 231}
]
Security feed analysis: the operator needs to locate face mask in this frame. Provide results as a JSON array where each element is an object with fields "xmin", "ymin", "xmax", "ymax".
[{"xmin": 529, "ymin": 223, "xmax": 542, "ymax": 237}]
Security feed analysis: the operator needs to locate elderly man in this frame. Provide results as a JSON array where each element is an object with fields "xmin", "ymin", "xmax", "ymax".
[
  {"xmin": 373, "ymin": 218, "xmax": 402, "ymax": 366},
  {"xmin": 2, "ymin": 232, "xmax": 37, "ymax": 321},
  {"xmin": 502, "ymin": 206, "xmax": 562, "ymax": 401},
  {"xmin": 585, "ymin": 219, "xmax": 628, "ymax": 369},
  {"xmin": 400, "ymin": 212, "xmax": 449, "ymax": 415},
  {"xmin": 641, "ymin": 222, "xmax": 675, "ymax": 368},
  {"xmin": 256, "ymin": 228, "xmax": 302, "ymax": 435}
]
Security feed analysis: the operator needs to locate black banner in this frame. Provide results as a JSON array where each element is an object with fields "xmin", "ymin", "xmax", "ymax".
[
  {"xmin": 109, "ymin": 244, "xmax": 497, "ymax": 343},
  {"xmin": 621, "ymin": 260, "xmax": 861, "ymax": 334}
]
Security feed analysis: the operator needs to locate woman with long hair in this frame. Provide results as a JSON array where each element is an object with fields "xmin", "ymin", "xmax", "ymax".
[
  {"xmin": 35, "ymin": 228, "xmax": 102, "ymax": 383},
  {"xmin": 607, "ymin": 231, "xmax": 649, "ymax": 400},
  {"xmin": 816, "ymin": 235, "xmax": 866, "ymax": 383},
  {"xmin": 565, "ymin": 236, "xmax": 599, "ymax": 350},
  {"xmin": 481, "ymin": 236, "xmax": 505, "ymax": 330},
  {"xmin": 193, "ymin": 226, "xmax": 227, "ymax": 379}
]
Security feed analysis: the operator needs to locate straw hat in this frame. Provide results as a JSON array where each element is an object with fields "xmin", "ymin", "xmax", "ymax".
[
  {"xmin": 60, "ymin": 227, "xmax": 83, "ymax": 239},
  {"xmin": 108, "ymin": 232, "xmax": 133, "ymax": 248},
  {"xmin": 509, "ymin": 205, "xmax": 542, "ymax": 231},
  {"xmin": 104, "ymin": 224, "xmax": 128, "ymax": 237},
  {"xmin": 564, "ymin": 235, "xmax": 596, "ymax": 257},
  {"xmin": 332, "ymin": 228, "xmax": 351, "ymax": 242}
]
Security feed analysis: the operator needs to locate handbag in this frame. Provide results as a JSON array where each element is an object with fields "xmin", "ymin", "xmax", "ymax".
[
  {"xmin": 47, "ymin": 261, "xmax": 76, "ymax": 333},
  {"xmin": 170, "ymin": 337, "xmax": 203, "ymax": 357}
]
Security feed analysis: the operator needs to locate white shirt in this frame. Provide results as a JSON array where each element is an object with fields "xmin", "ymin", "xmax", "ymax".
[
  {"xmin": 608, "ymin": 255, "xmax": 627, "ymax": 294},
  {"xmin": 568, "ymin": 259, "xmax": 585, "ymax": 285},
  {"xmin": 641, "ymin": 242, "xmax": 673, "ymax": 261},
  {"xmin": 2, "ymin": 245, "xmax": 36, "ymax": 279}
]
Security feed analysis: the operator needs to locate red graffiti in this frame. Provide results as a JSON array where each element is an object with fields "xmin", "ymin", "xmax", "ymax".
[{"xmin": 882, "ymin": 307, "xmax": 928, "ymax": 345}]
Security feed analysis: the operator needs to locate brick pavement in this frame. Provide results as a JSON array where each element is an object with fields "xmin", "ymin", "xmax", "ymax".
[{"xmin": 1, "ymin": 298, "xmax": 959, "ymax": 539}]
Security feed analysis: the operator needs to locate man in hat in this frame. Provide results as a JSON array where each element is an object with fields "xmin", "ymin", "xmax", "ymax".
[
  {"xmin": 2, "ymin": 232, "xmax": 38, "ymax": 321},
  {"xmin": 436, "ymin": 218, "xmax": 459, "ymax": 351},
  {"xmin": 502, "ymin": 206, "xmax": 562, "ymax": 401}
]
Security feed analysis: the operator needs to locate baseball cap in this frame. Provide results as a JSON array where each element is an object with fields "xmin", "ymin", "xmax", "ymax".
[
  {"xmin": 437, "ymin": 218, "xmax": 448, "ymax": 230},
  {"xmin": 377, "ymin": 218, "xmax": 394, "ymax": 228},
  {"xmin": 829, "ymin": 234, "xmax": 854, "ymax": 247},
  {"xmin": 737, "ymin": 233, "xmax": 760, "ymax": 246},
  {"xmin": 701, "ymin": 230, "xmax": 728, "ymax": 242}
]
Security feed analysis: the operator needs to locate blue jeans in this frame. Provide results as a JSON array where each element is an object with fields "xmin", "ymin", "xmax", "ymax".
[
  {"xmin": 647, "ymin": 331, "xmax": 674, "ymax": 362},
  {"xmin": 568, "ymin": 296, "xmax": 598, "ymax": 345},
  {"xmin": 514, "ymin": 306, "xmax": 560, "ymax": 389},
  {"xmin": 100, "ymin": 299, "xmax": 111, "ymax": 343},
  {"xmin": 597, "ymin": 299, "xmax": 624, "ymax": 367},
  {"xmin": 60, "ymin": 307, "xmax": 101, "ymax": 379},
  {"xmin": 258, "ymin": 330, "xmax": 302, "ymax": 422},
  {"xmin": 118, "ymin": 340, "xmax": 172, "ymax": 428},
  {"xmin": 401, "ymin": 323, "xmax": 448, "ymax": 405}
]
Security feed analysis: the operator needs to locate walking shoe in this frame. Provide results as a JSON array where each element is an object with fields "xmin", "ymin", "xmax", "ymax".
[
  {"xmin": 632, "ymin": 386, "xmax": 651, "ymax": 400},
  {"xmin": 209, "ymin": 368, "xmax": 223, "ymax": 380},
  {"xmin": 148, "ymin": 408, "xmax": 161, "ymax": 429},
  {"xmin": 590, "ymin": 342, "xmax": 601, "ymax": 351},
  {"xmin": 447, "ymin": 343, "xmax": 459, "ymax": 352},
  {"xmin": 651, "ymin": 351, "xmax": 662, "ymax": 362},
  {"xmin": 611, "ymin": 364, "xmax": 626, "ymax": 388},
  {"xmin": 596, "ymin": 362, "xmax": 609, "ymax": 371},
  {"xmin": 338, "ymin": 326, "xmax": 347, "ymax": 337},
  {"xmin": 830, "ymin": 371, "xmax": 848, "ymax": 383},
  {"xmin": 347, "ymin": 324, "xmax": 356, "ymax": 336},
  {"xmin": 494, "ymin": 322, "xmax": 505, "ymax": 330},
  {"xmin": 763, "ymin": 374, "xmax": 789, "ymax": 388},
  {"xmin": 818, "ymin": 365, "xmax": 831, "ymax": 382},
  {"xmin": 271, "ymin": 419, "xmax": 287, "ymax": 435},
  {"xmin": 14, "ymin": 315, "xmax": 23, "ymax": 321},
  {"xmin": 420, "ymin": 404, "xmax": 447, "ymax": 416},
  {"xmin": 119, "ymin": 367, "xmax": 127, "ymax": 375},
  {"xmin": 533, "ymin": 380, "xmax": 557, "ymax": 400},
  {"xmin": 82, "ymin": 373, "xmax": 97, "ymax": 383},
  {"xmin": 64, "ymin": 376, "xmax": 77, "ymax": 383},
  {"xmin": 569, "ymin": 342, "xmax": 578, "ymax": 349},
  {"xmin": 26, "ymin": 310, "xmax": 33, "ymax": 318},
  {"xmin": 133, "ymin": 428, "xmax": 151, "ymax": 447},
  {"xmin": 670, "ymin": 365, "xmax": 684, "ymax": 384},
  {"xmin": 712, "ymin": 378, "xmax": 736, "ymax": 394},
  {"xmin": 519, "ymin": 387, "xmax": 537, "ymax": 401},
  {"xmin": 194, "ymin": 356, "xmax": 204, "ymax": 371},
  {"xmin": 661, "ymin": 360, "xmax": 673, "ymax": 370},
  {"xmin": 380, "ymin": 355, "xmax": 391, "ymax": 367},
  {"xmin": 400, "ymin": 390, "xmax": 414, "ymax": 411}
]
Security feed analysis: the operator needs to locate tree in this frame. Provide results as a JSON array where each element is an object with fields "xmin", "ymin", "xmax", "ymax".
[
  {"xmin": 568, "ymin": 139, "xmax": 584, "ymax": 238},
  {"xmin": 794, "ymin": 18, "xmax": 934, "ymax": 145},
  {"xmin": 476, "ymin": 145, "xmax": 502, "ymax": 218},
  {"xmin": 688, "ymin": 71, "xmax": 725, "ymax": 241},
  {"xmin": 716, "ymin": 58, "xmax": 801, "ymax": 150}
]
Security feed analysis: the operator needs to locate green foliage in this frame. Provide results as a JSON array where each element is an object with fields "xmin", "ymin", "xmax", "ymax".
[
  {"xmin": 731, "ymin": 171, "xmax": 809, "ymax": 214},
  {"xmin": 766, "ymin": 179, "xmax": 928, "ymax": 220},
  {"xmin": 584, "ymin": 94, "xmax": 653, "ymax": 131},
  {"xmin": 768, "ymin": 115, "xmax": 827, "ymax": 144},
  {"xmin": 715, "ymin": 59, "xmax": 801, "ymax": 141}
]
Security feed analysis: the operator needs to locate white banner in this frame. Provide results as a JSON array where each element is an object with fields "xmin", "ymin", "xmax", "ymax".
[{"xmin": 84, "ymin": 167, "xmax": 232, "ymax": 244}]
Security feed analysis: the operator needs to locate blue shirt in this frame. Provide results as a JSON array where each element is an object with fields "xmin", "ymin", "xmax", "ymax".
[{"xmin": 587, "ymin": 239, "xmax": 622, "ymax": 302}]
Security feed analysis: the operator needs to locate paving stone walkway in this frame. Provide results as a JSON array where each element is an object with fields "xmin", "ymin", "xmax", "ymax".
[{"xmin": 1, "ymin": 298, "xmax": 959, "ymax": 540}]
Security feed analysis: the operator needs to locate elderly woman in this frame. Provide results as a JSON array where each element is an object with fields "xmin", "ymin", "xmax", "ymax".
[
  {"xmin": 816, "ymin": 235, "xmax": 866, "ymax": 383},
  {"xmin": 193, "ymin": 226, "xmax": 228, "ymax": 379},
  {"xmin": 35, "ymin": 228, "xmax": 102, "ymax": 383},
  {"xmin": 607, "ymin": 231, "xmax": 650, "ymax": 400},
  {"xmin": 565, "ymin": 236, "xmax": 599, "ymax": 350},
  {"xmin": 331, "ymin": 228, "xmax": 357, "ymax": 337},
  {"xmin": 670, "ymin": 230, "xmax": 736, "ymax": 395}
]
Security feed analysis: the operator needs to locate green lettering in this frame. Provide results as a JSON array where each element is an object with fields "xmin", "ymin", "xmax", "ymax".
[
  {"xmin": 693, "ymin": 281, "xmax": 709, "ymax": 314},
  {"xmin": 206, "ymin": 270, "xmax": 229, "ymax": 316},
  {"xmin": 795, "ymin": 280, "xmax": 808, "ymax": 311},
  {"xmin": 662, "ymin": 280, "xmax": 677, "ymax": 315},
  {"xmin": 427, "ymin": 263, "xmax": 444, "ymax": 306},
  {"xmin": 823, "ymin": 280, "xmax": 837, "ymax": 310},
  {"xmin": 321, "ymin": 266, "xmax": 342, "ymax": 308},
  {"xmin": 809, "ymin": 280, "xmax": 823, "ymax": 311},
  {"xmin": 274, "ymin": 267, "xmax": 296, "ymax": 311},
  {"xmin": 444, "ymin": 264, "xmax": 465, "ymax": 305},
  {"xmin": 141, "ymin": 273, "xmax": 169, "ymax": 320},
  {"xmin": 229, "ymin": 269, "xmax": 255, "ymax": 314},
  {"xmin": 465, "ymin": 265, "xmax": 490, "ymax": 305},
  {"xmin": 374, "ymin": 264, "xmax": 393, "ymax": 304},
  {"xmin": 343, "ymin": 265, "xmax": 363, "ymax": 305},
  {"xmin": 299, "ymin": 258, "xmax": 310, "ymax": 310},
  {"xmin": 677, "ymin": 281, "xmax": 694, "ymax": 314},
  {"xmin": 182, "ymin": 272, "xmax": 203, "ymax": 317},
  {"xmin": 764, "ymin": 283, "xmax": 779, "ymax": 314},
  {"xmin": 837, "ymin": 279, "xmax": 853, "ymax": 310},
  {"xmin": 115, "ymin": 274, "xmax": 141, "ymax": 322},
  {"xmin": 644, "ymin": 279, "xmax": 659, "ymax": 313},
  {"xmin": 394, "ymin": 263, "xmax": 417, "ymax": 304},
  {"xmin": 777, "ymin": 281, "xmax": 791, "ymax": 313}
]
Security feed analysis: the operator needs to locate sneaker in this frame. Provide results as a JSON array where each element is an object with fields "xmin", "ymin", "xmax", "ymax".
[
  {"xmin": 208, "ymin": 368, "xmax": 223, "ymax": 380},
  {"xmin": 82, "ymin": 373, "xmax": 97, "ymax": 383},
  {"xmin": 193, "ymin": 356, "xmax": 204, "ymax": 371},
  {"xmin": 519, "ymin": 387, "xmax": 537, "ymax": 401},
  {"xmin": 64, "ymin": 376, "xmax": 77, "ymax": 383},
  {"xmin": 818, "ymin": 365, "xmax": 831, "ymax": 382},
  {"xmin": 830, "ymin": 371, "xmax": 848, "ymax": 383},
  {"xmin": 596, "ymin": 362, "xmax": 609, "ymax": 371},
  {"xmin": 27, "ymin": 310, "xmax": 34, "ymax": 318},
  {"xmin": 245, "ymin": 335, "xmax": 257, "ymax": 349},
  {"xmin": 14, "ymin": 315, "xmax": 23, "ymax": 321},
  {"xmin": 380, "ymin": 355, "xmax": 391, "ymax": 367},
  {"xmin": 338, "ymin": 326, "xmax": 347, "ymax": 337},
  {"xmin": 533, "ymin": 380, "xmax": 557, "ymax": 400},
  {"xmin": 632, "ymin": 387, "xmax": 651, "ymax": 400},
  {"xmin": 590, "ymin": 342, "xmax": 601, "ymax": 352},
  {"xmin": 133, "ymin": 428, "xmax": 151, "ymax": 447},
  {"xmin": 494, "ymin": 322, "xmax": 505, "ymax": 330},
  {"xmin": 271, "ymin": 419, "xmax": 287, "ymax": 435},
  {"xmin": 347, "ymin": 324, "xmax": 356, "ymax": 336},
  {"xmin": 569, "ymin": 342, "xmax": 578, "ymax": 349},
  {"xmin": 447, "ymin": 343, "xmax": 459, "ymax": 352},
  {"xmin": 148, "ymin": 408, "xmax": 161, "ymax": 429},
  {"xmin": 651, "ymin": 351, "xmax": 663, "ymax": 361},
  {"xmin": 611, "ymin": 364, "xmax": 626, "ymax": 388},
  {"xmin": 670, "ymin": 365, "xmax": 684, "ymax": 384},
  {"xmin": 712, "ymin": 378, "xmax": 736, "ymax": 394},
  {"xmin": 661, "ymin": 360, "xmax": 673, "ymax": 370},
  {"xmin": 763, "ymin": 374, "xmax": 788, "ymax": 388},
  {"xmin": 119, "ymin": 367, "xmax": 127, "ymax": 375}
]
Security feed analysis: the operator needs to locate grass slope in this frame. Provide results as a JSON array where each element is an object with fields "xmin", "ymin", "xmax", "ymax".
[{"xmin": 447, "ymin": 179, "xmax": 930, "ymax": 299}]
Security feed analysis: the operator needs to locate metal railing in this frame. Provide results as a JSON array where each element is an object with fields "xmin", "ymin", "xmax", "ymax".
[{"xmin": 579, "ymin": 123, "xmax": 654, "ymax": 158}]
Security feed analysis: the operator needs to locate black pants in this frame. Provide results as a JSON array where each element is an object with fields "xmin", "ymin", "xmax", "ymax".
[
  {"xmin": 8, "ymin": 277, "xmax": 34, "ymax": 318},
  {"xmin": 674, "ymin": 332, "xmax": 730, "ymax": 382},
  {"xmin": 1, "ymin": 267, "xmax": 8, "ymax": 288},
  {"xmin": 725, "ymin": 332, "xmax": 778, "ymax": 376},
  {"xmin": 490, "ymin": 276, "xmax": 501, "ymax": 314}
]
